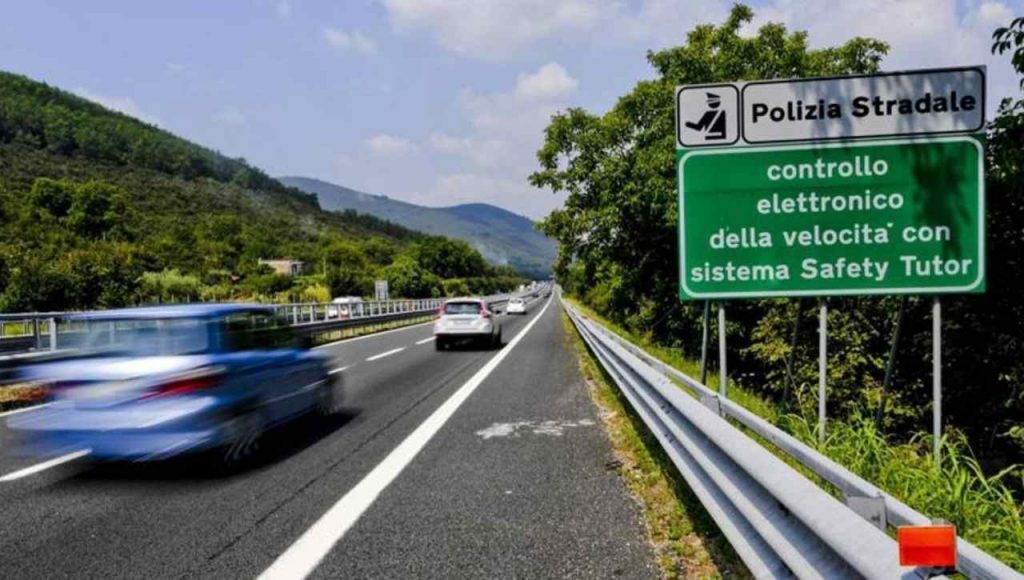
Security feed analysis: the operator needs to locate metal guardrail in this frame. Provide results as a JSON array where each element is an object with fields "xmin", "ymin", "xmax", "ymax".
[
  {"xmin": 0, "ymin": 294, "xmax": 519, "ymax": 356},
  {"xmin": 563, "ymin": 298, "xmax": 1022, "ymax": 580}
]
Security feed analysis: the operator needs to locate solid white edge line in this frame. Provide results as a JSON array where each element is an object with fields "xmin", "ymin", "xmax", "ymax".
[
  {"xmin": 415, "ymin": 337, "xmax": 436, "ymax": 345},
  {"xmin": 0, "ymin": 449, "xmax": 90, "ymax": 482},
  {"xmin": 312, "ymin": 321, "xmax": 434, "ymax": 351},
  {"xmin": 258, "ymin": 293, "xmax": 555, "ymax": 580},
  {"xmin": 365, "ymin": 347, "xmax": 405, "ymax": 362},
  {"xmin": 0, "ymin": 402, "xmax": 51, "ymax": 418}
]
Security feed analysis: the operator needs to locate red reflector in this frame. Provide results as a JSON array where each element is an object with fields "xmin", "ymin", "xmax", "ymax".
[{"xmin": 898, "ymin": 525, "xmax": 957, "ymax": 568}]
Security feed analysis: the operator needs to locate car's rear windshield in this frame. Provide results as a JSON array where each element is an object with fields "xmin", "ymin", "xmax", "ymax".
[
  {"xmin": 444, "ymin": 302, "xmax": 482, "ymax": 315},
  {"xmin": 64, "ymin": 318, "xmax": 211, "ymax": 356}
]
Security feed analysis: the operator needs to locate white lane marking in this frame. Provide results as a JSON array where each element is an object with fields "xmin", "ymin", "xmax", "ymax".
[
  {"xmin": 0, "ymin": 402, "xmax": 51, "ymax": 418},
  {"xmin": 313, "ymin": 321, "xmax": 434, "ymax": 351},
  {"xmin": 365, "ymin": 347, "xmax": 405, "ymax": 362},
  {"xmin": 259, "ymin": 293, "xmax": 554, "ymax": 580},
  {"xmin": 328, "ymin": 366, "xmax": 349, "ymax": 375},
  {"xmin": 415, "ymin": 336, "xmax": 435, "ymax": 345},
  {"xmin": 0, "ymin": 449, "xmax": 90, "ymax": 482}
]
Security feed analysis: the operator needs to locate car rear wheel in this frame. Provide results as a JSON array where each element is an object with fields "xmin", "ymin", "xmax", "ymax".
[
  {"xmin": 435, "ymin": 336, "xmax": 446, "ymax": 351},
  {"xmin": 316, "ymin": 377, "xmax": 339, "ymax": 416},
  {"xmin": 221, "ymin": 412, "xmax": 264, "ymax": 468}
]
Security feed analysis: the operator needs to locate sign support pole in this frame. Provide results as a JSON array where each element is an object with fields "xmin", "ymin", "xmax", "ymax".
[
  {"xmin": 718, "ymin": 304, "xmax": 727, "ymax": 398},
  {"xmin": 933, "ymin": 296, "xmax": 942, "ymax": 467},
  {"xmin": 699, "ymin": 300, "xmax": 710, "ymax": 385},
  {"xmin": 818, "ymin": 299, "xmax": 827, "ymax": 442}
]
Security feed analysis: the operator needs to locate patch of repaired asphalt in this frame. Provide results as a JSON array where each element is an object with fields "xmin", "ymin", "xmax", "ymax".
[{"xmin": 475, "ymin": 419, "xmax": 596, "ymax": 440}]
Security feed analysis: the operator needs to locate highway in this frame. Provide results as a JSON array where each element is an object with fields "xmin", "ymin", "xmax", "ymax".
[{"xmin": 0, "ymin": 292, "xmax": 657, "ymax": 579}]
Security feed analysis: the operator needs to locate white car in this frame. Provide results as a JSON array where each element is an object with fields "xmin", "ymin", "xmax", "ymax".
[
  {"xmin": 434, "ymin": 298, "xmax": 502, "ymax": 350},
  {"xmin": 327, "ymin": 296, "xmax": 363, "ymax": 319},
  {"xmin": 506, "ymin": 297, "xmax": 527, "ymax": 315}
]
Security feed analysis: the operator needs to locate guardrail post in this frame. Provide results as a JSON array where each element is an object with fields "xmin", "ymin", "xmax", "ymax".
[
  {"xmin": 32, "ymin": 318, "xmax": 41, "ymax": 349},
  {"xmin": 48, "ymin": 317, "xmax": 57, "ymax": 350}
]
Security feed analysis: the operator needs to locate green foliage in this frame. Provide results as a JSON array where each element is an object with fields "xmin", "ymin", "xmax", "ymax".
[
  {"xmin": 0, "ymin": 70, "xmax": 523, "ymax": 309},
  {"xmin": 382, "ymin": 256, "xmax": 443, "ymax": 298},
  {"xmin": 535, "ymin": 4, "xmax": 1024, "ymax": 469},
  {"xmin": 785, "ymin": 415, "xmax": 1024, "ymax": 570},
  {"xmin": 138, "ymin": 269, "xmax": 202, "ymax": 304}
]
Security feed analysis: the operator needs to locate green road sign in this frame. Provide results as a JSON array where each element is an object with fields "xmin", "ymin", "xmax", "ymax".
[{"xmin": 678, "ymin": 137, "xmax": 984, "ymax": 300}]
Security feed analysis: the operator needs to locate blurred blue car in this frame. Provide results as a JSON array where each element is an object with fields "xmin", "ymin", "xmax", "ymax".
[{"xmin": 7, "ymin": 304, "xmax": 339, "ymax": 465}]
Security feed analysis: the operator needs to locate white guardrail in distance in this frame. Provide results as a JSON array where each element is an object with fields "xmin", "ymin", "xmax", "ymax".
[
  {"xmin": 0, "ymin": 293, "xmax": 521, "ymax": 356},
  {"xmin": 562, "ymin": 297, "xmax": 1022, "ymax": 580}
]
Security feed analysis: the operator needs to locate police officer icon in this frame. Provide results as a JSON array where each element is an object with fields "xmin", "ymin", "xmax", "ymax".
[{"xmin": 685, "ymin": 92, "xmax": 727, "ymax": 140}]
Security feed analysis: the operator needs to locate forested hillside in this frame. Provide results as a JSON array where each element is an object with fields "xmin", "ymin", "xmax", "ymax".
[
  {"xmin": 280, "ymin": 176, "xmax": 557, "ymax": 278},
  {"xmin": 536, "ymin": 6, "xmax": 1024, "ymax": 470},
  {"xmin": 0, "ymin": 71, "xmax": 521, "ymax": 310}
]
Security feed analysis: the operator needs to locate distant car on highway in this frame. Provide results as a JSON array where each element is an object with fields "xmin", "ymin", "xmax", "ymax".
[
  {"xmin": 506, "ymin": 297, "xmax": 527, "ymax": 315},
  {"xmin": 433, "ymin": 298, "xmax": 502, "ymax": 350},
  {"xmin": 6, "ymin": 304, "xmax": 339, "ymax": 467},
  {"xmin": 327, "ymin": 296, "xmax": 363, "ymax": 319}
]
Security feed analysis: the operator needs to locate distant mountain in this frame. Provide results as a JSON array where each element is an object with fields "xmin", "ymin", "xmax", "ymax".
[{"xmin": 279, "ymin": 177, "xmax": 556, "ymax": 278}]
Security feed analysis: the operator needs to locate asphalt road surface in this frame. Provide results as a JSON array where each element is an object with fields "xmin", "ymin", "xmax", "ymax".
[{"xmin": 0, "ymin": 292, "xmax": 656, "ymax": 579}]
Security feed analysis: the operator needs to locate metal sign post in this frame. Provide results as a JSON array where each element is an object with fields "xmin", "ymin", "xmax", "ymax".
[
  {"xmin": 933, "ymin": 297, "xmax": 942, "ymax": 466},
  {"xmin": 818, "ymin": 300, "xmax": 827, "ymax": 441},
  {"xmin": 699, "ymin": 300, "xmax": 710, "ymax": 385},
  {"xmin": 718, "ymin": 304, "xmax": 727, "ymax": 397}
]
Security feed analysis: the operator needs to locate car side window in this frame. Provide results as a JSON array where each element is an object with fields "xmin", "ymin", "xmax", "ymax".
[
  {"xmin": 251, "ymin": 312, "xmax": 299, "ymax": 349},
  {"xmin": 221, "ymin": 313, "xmax": 255, "ymax": 352}
]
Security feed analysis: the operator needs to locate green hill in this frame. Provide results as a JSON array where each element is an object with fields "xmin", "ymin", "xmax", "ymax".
[
  {"xmin": 279, "ymin": 177, "xmax": 556, "ymax": 278},
  {"xmin": 0, "ymin": 70, "xmax": 519, "ymax": 310}
]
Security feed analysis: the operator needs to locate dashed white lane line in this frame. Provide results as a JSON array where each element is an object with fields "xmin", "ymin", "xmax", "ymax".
[
  {"xmin": 415, "ymin": 336, "xmax": 435, "ymax": 345},
  {"xmin": 328, "ymin": 366, "xmax": 350, "ymax": 375},
  {"xmin": 0, "ymin": 449, "xmax": 91, "ymax": 482},
  {"xmin": 365, "ymin": 347, "xmax": 405, "ymax": 362},
  {"xmin": 313, "ymin": 321, "xmax": 433, "ymax": 351},
  {"xmin": 0, "ymin": 403, "xmax": 51, "ymax": 418},
  {"xmin": 258, "ymin": 293, "xmax": 554, "ymax": 580}
]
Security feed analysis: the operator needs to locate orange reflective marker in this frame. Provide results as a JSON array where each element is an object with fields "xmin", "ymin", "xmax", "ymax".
[{"xmin": 898, "ymin": 525, "xmax": 957, "ymax": 568}]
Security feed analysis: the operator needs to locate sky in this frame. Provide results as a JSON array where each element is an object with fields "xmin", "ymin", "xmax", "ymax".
[{"xmin": 1, "ymin": 0, "xmax": 1020, "ymax": 220}]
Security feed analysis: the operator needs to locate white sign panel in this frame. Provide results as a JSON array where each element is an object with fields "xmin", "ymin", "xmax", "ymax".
[
  {"xmin": 743, "ymin": 67, "xmax": 985, "ymax": 143},
  {"xmin": 676, "ymin": 67, "xmax": 985, "ymax": 148}
]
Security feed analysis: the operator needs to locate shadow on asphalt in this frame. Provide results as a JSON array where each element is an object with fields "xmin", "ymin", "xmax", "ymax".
[{"xmin": 65, "ymin": 410, "xmax": 360, "ymax": 483}]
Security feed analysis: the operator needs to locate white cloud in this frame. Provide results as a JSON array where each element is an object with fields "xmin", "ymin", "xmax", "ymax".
[
  {"xmin": 73, "ymin": 88, "xmax": 161, "ymax": 126},
  {"xmin": 381, "ymin": 0, "xmax": 601, "ymax": 58},
  {"xmin": 515, "ymin": 62, "xmax": 578, "ymax": 101},
  {"xmin": 212, "ymin": 107, "xmax": 246, "ymax": 126},
  {"xmin": 322, "ymin": 27, "xmax": 377, "ymax": 54},
  {"xmin": 365, "ymin": 134, "xmax": 415, "ymax": 155}
]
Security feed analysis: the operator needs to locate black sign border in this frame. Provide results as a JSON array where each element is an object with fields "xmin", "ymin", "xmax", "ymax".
[{"xmin": 740, "ymin": 65, "xmax": 986, "ymax": 145}]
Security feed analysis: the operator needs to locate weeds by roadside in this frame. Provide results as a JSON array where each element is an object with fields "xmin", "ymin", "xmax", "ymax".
[{"xmin": 565, "ymin": 297, "xmax": 1024, "ymax": 573}]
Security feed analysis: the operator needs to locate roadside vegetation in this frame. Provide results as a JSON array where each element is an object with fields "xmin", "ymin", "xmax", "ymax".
[
  {"xmin": 534, "ymin": 4, "xmax": 1024, "ymax": 493},
  {"xmin": 565, "ymin": 297, "xmax": 1024, "ymax": 572},
  {"xmin": 0, "ymin": 71, "xmax": 523, "ymax": 312}
]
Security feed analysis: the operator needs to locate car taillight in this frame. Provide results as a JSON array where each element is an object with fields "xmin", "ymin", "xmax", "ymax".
[
  {"xmin": 143, "ymin": 367, "xmax": 224, "ymax": 399},
  {"xmin": 481, "ymin": 308, "xmax": 491, "ymax": 319}
]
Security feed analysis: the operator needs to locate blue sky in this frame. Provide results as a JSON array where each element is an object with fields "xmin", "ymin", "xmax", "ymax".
[{"xmin": 1, "ymin": 0, "xmax": 1020, "ymax": 219}]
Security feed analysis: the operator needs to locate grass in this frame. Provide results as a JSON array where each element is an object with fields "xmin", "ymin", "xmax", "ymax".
[
  {"xmin": 565, "ymin": 297, "xmax": 1024, "ymax": 573},
  {"xmin": 564, "ymin": 311, "xmax": 749, "ymax": 579}
]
